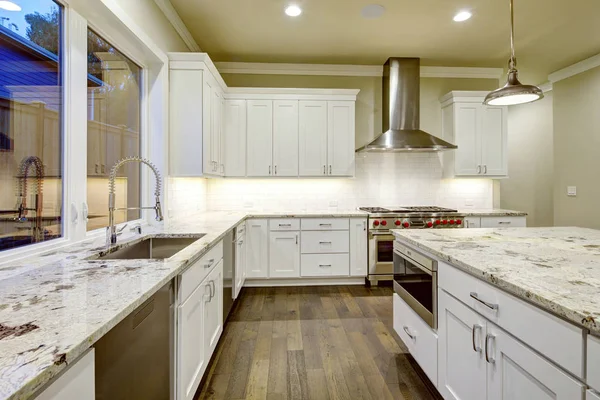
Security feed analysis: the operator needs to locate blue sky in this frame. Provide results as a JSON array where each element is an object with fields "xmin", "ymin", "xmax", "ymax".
[{"xmin": 0, "ymin": 0, "xmax": 58, "ymax": 40}]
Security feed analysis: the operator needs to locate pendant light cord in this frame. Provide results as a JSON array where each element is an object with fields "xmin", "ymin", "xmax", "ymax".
[{"xmin": 509, "ymin": 0, "xmax": 517, "ymax": 71}]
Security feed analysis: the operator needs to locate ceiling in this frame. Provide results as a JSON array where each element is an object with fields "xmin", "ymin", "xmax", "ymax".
[{"xmin": 171, "ymin": 0, "xmax": 600, "ymax": 82}]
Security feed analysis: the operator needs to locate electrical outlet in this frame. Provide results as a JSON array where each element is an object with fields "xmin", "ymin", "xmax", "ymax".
[{"xmin": 567, "ymin": 186, "xmax": 577, "ymax": 197}]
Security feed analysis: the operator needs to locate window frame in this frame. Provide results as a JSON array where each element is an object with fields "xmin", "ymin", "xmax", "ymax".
[{"xmin": 0, "ymin": 0, "xmax": 169, "ymax": 264}]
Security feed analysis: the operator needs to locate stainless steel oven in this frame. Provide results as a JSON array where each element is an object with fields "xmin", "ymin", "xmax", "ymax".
[
  {"xmin": 368, "ymin": 232, "xmax": 395, "ymax": 282},
  {"xmin": 393, "ymin": 241, "xmax": 438, "ymax": 329}
]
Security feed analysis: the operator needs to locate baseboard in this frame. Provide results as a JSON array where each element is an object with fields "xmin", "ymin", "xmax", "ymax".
[{"xmin": 244, "ymin": 277, "xmax": 366, "ymax": 287}]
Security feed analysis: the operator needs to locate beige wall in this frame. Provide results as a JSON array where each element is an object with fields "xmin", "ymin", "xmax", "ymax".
[
  {"xmin": 221, "ymin": 74, "xmax": 498, "ymax": 149},
  {"xmin": 553, "ymin": 66, "xmax": 600, "ymax": 228},
  {"xmin": 500, "ymin": 94, "xmax": 554, "ymax": 227},
  {"xmin": 117, "ymin": 0, "xmax": 189, "ymax": 53}
]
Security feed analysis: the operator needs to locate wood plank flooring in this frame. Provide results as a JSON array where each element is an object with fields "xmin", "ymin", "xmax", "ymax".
[{"xmin": 196, "ymin": 285, "xmax": 442, "ymax": 400}]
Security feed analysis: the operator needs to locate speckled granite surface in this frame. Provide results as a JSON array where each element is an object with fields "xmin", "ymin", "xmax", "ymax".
[
  {"xmin": 392, "ymin": 227, "xmax": 600, "ymax": 336},
  {"xmin": 0, "ymin": 210, "xmax": 367, "ymax": 400},
  {"xmin": 459, "ymin": 208, "xmax": 528, "ymax": 217}
]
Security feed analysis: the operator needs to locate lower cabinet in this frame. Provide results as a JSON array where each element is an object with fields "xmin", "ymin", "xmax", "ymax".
[
  {"xmin": 177, "ymin": 259, "xmax": 224, "ymax": 400},
  {"xmin": 234, "ymin": 226, "xmax": 246, "ymax": 298},
  {"xmin": 269, "ymin": 231, "xmax": 300, "ymax": 278},
  {"xmin": 246, "ymin": 219, "xmax": 269, "ymax": 278},
  {"xmin": 349, "ymin": 218, "xmax": 368, "ymax": 276},
  {"xmin": 35, "ymin": 349, "xmax": 95, "ymax": 400},
  {"xmin": 465, "ymin": 216, "xmax": 526, "ymax": 228},
  {"xmin": 438, "ymin": 289, "xmax": 586, "ymax": 400}
]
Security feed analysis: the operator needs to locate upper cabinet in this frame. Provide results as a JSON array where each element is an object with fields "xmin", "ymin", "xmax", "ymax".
[
  {"xmin": 169, "ymin": 53, "xmax": 359, "ymax": 179},
  {"xmin": 440, "ymin": 91, "xmax": 508, "ymax": 178}
]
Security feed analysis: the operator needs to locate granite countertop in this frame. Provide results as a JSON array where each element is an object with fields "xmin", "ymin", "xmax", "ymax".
[
  {"xmin": 458, "ymin": 208, "xmax": 528, "ymax": 217},
  {"xmin": 391, "ymin": 227, "xmax": 600, "ymax": 336},
  {"xmin": 0, "ymin": 209, "xmax": 367, "ymax": 400}
]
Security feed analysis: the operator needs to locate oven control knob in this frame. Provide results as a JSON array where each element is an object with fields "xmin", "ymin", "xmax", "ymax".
[
  {"xmin": 381, "ymin": 220, "xmax": 387, "ymax": 226},
  {"xmin": 395, "ymin": 220, "xmax": 401, "ymax": 226},
  {"xmin": 427, "ymin": 221, "xmax": 433, "ymax": 228},
  {"xmin": 449, "ymin": 219, "xmax": 455, "ymax": 225},
  {"xmin": 373, "ymin": 220, "xmax": 380, "ymax": 226},
  {"xmin": 435, "ymin": 219, "xmax": 441, "ymax": 225},
  {"xmin": 456, "ymin": 219, "xmax": 463, "ymax": 225},
  {"xmin": 402, "ymin": 221, "xmax": 410, "ymax": 228},
  {"xmin": 442, "ymin": 219, "xmax": 448, "ymax": 225}
]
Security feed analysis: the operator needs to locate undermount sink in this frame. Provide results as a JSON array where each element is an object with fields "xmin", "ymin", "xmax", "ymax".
[{"xmin": 90, "ymin": 235, "xmax": 205, "ymax": 260}]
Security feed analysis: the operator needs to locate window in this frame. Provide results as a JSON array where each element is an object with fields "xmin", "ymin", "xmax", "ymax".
[
  {"xmin": 86, "ymin": 29, "xmax": 141, "ymax": 231},
  {"xmin": 0, "ymin": 0, "xmax": 63, "ymax": 251}
]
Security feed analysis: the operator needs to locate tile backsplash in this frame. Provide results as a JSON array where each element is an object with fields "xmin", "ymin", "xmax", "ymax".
[{"xmin": 168, "ymin": 153, "xmax": 494, "ymax": 217}]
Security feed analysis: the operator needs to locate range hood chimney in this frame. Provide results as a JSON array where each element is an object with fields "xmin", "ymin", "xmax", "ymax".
[{"xmin": 357, "ymin": 57, "xmax": 457, "ymax": 152}]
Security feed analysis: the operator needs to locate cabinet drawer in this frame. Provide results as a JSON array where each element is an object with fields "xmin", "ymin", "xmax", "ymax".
[
  {"xmin": 464, "ymin": 216, "xmax": 481, "ymax": 228},
  {"xmin": 301, "ymin": 254, "xmax": 349, "ymax": 277},
  {"xmin": 480, "ymin": 216, "xmax": 526, "ymax": 228},
  {"xmin": 179, "ymin": 241, "xmax": 223, "ymax": 303},
  {"xmin": 439, "ymin": 262, "xmax": 584, "ymax": 378},
  {"xmin": 236, "ymin": 222, "xmax": 246, "ymax": 236},
  {"xmin": 393, "ymin": 293, "xmax": 438, "ymax": 385},
  {"xmin": 301, "ymin": 218, "xmax": 349, "ymax": 231},
  {"xmin": 301, "ymin": 231, "xmax": 349, "ymax": 254},
  {"xmin": 270, "ymin": 218, "xmax": 300, "ymax": 231},
  {"xmin": 589, "ymin": 335, "xmax": 600, "ymax": 391}
]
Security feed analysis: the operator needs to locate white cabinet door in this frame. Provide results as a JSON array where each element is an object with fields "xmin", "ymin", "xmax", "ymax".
[
  {"xmin": 480, "ymin": 106, "xmax": 507, "ymax": 176},
  {"xmin": 202, "ymin": 75, "xmax": 217, "ymax": 175},
  {"xmin": 487, "ymin": 322, "xmax": 586, "ymax": 400},
  {"xmin": 273, "ymin": 100, "xmax": 299, "ymax": 177},
  {"xmin": 246, "ymin": 100, "xmax": 273, "ymax": 177},
  {"xmin": 169, "ymin": 69, "xmax": 203, "ymax": 176},
  {"xmin": 234, "ymin": 234, "xmax": 245, "ymax": 299},
  {"xmin": 269, "ymin": 231, "xmax": 300, "ymax": 278},
  {"xmin": 211, "ymin": 89, "xmax": 223, "ymax": 176},
  {"xmin": 327, "ymin": 101, "xmax": 355, "ymax": 176},
  {"xmin": 349, "ymin": 218, "xmax": 368, "ymax": 276},
  {"xmin": 224, "ymin": 99, "xmax": 247, "ymax": 177},
  {"xmin": 464, "ymin": 217, "xmax": 481, "ymax": 228},
  {"xmin": 480, "ymin": 216, "xmax": 526, "ymax": 228},
  {"xmin": 35, "ymin": 349, "xmax": 95, "ymax": 400},
  {"xmin": 438, "ymin": 290, "xmax": 487, "ymax": 400},
  {"xmin": 588, "ymin": 391, "xmax": 600, "ymax": 400},
  {"xmin": 299, "ymin": 101, "xmax": 328, "ymax": 176},
  {"xmin": 454, "ymin": 103, "xmax": 481, "ymax": 176},
  {"xmin": 177, "ymin": 279, "xmax": 209, "ymax": 400},
  {"xmin": 205, "ymin": 260, "xmax": 224, "ymax": 357},
  {"xmin": 246, "ymin": 219, "xmax": 269, "ymax": 278}
]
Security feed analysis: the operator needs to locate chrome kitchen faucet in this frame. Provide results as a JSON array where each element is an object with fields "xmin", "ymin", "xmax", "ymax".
[{"xmin": 107, "ymin": 157, "xmax": 163, "ymax": 246}]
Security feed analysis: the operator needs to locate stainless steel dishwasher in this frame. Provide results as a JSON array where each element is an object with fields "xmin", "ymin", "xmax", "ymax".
[{"xmin": 94, "ymin": 281, "xmax": 173, "ymax": 400}]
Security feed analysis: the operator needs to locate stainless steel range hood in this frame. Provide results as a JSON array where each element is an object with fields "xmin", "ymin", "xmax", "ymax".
[{"xmin": 357, "ymin": 57, "xmax": 457, "ymax": 152}]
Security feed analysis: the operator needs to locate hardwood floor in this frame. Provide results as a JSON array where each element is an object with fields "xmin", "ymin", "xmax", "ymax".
[{"xmin": 196, "ymin": 285, "xmax": 442, "ymax": 400}]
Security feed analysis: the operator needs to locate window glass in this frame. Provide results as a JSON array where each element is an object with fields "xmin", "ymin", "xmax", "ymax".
[
  {"xmin": 86, "ymin": 29, "xmax": 141, "ymax": 231},
  {"xmin": 0, "ymin": 0, "xmax": 63, "ymax": 251}
]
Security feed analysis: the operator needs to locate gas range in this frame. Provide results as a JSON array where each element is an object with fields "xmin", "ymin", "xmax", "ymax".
[{"xmin": 359, "ymin": 206, "xmax": 466, "ymax": 230}]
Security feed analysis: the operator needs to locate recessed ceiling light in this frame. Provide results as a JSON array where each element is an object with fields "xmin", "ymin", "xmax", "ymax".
[
  {"xmin": 0, "ymin": 1, "xmax": 21, "ymax": 11},
  {"xmin": 285, "ymin": 4, "xmax": 302, "ymax": 17},
  {"xmin": 453, "ymin": 10, "xmax": 472, "ymax": 22},
  {"xmin": 361, "ymin": 4, "xmax": 385, "ymax": 19}
]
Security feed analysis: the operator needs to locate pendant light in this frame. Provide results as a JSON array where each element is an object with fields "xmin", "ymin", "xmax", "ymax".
[{"xmin": 484, "ymin": 0, "xmax": 543, "ymax": 106}]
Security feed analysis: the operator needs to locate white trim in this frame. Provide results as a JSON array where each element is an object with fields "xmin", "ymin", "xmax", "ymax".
[
  {"xmin": 538, "ymin": 81, "xmax": 553, "ymax": 93},
  {"xmin": 153, "ymin": 0, "xmax": 201, "ymax": 52},
  {"xmin": 548, "ymin": 53, "xmax": 600, "ymax": 83},
  {"xmin": 439, "ymin": 90, "xmax": 490, "ymax": 106},
  {"xmin": 244, "ymin": 277, "xmax": 365, "ymax": 287},
  {"xmin": 224, "ymin": 87, "xmax": 360, "ymax": 101},
  {"xmin": 214, "ymin": 61, "xmax": 504, "ymax": 80},
  {"xmin": 169, "ymin": 53, "xmax": 228, "ymax": 91}
]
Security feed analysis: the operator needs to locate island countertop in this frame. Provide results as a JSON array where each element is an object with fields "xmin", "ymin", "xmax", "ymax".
[{"xmin": 391, "ymin": 227, "xmax": 600, "ymax": 336}]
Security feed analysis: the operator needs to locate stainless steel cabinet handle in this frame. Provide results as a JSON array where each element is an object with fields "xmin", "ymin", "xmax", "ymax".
[
  {"xmin": 238, "ymin": 240, "xmax": 243, "ymax": 246},
  {"xmin": 206, "ymin": 283, "xmax": 213, "ymax": 300},
  {"xmin": 319, "ymin": 241, "xmax": 332, "ymax": 244},
  {"xmin": 477, "ymin": 165, "xmax": 481, "ymax": 174},
  {"xmin": 403, "ymin": 326, "xmax": 416, "ymax": 340},
  {"xmin": 210, "ymin": 281, "xmax": 216, "ymax": 300},
  {"xmin": 319, "ymin": 264, "xmax": 332, "ymax": 267},
  {"xmin": 470, "ymin": 292, "xmax": 498, "ymax": 310},
  {"xmin": 472, "ymin": 324, "xmax": 483, "ymax": 353},
  {"xmin": 101, "ymin": 164, "xmax": 106, "ymax": 174},
  {"xmin": 363, "ymin": 221, "xmax": 366, "ymax": 231},
  {"xmin": 295, "ymin": 234, "xmax": 298, "ymax": 245},
  {"xmin": 274, "ymin": 165, "xmax": 277, "ymax": 175},
  {"xmin": 269, "ymin": 165, "xmax": 272, "ymax": 175},
  {"xmin": 329, "ymin": 165, "xmax": 332, "ymax": 175},
  {"xmin": 95, "ymin": 163, "xmax": 100, "ymax": 174},
  {"xmin": 279, "ymin": 223, "xmax": 291, "ymax": 227},
  {"xmin": 323, "ymin": 165, "xmax": 326, "ymax": 175},
  {"xmin": 204, "ymin": 258, "xmax": 215, "ymax": 269},
  {"xmin": 498, "ymin": 221, "xmax": 511, "ymax": 225},
  {"xmin": 319, "ymin": 223, "xmax": 332, "ymax": 227},
  {"xmin": 484, "ymin": 165, "xmax": 488, "ymax": 174},
  {"xmin": 485, "ymin": 333, "xmax": 496, "ymax": 364}
]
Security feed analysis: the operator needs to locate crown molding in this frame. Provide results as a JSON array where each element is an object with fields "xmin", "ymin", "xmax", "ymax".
[
  {"xmin": 154, "ymin": 0, "xmax": 201, "ymax": 52},
  {"xmin": 214, "ymin": 61, "xmax": 504, "ymax": 80},
  {"xmin": 548, "ymin": 53, "xmax": 600, "ymax": 83},
  {"xmin": 538, "ymin": 81, "xmax": 553, "ymax": 93}
]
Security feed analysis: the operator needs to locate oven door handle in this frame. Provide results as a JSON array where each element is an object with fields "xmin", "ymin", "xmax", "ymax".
[
  {"xmin": 370, "ymin": 232, "xmax": 394, "ymax": 237},
  {"xmin": 394, "ymin": 249, "xmax": 434, "ymax": 276}
]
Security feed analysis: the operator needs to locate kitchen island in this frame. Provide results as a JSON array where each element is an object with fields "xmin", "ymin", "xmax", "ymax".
[{"xmin": 391, "ymin": 227, "xmax": 600, "ymax": 400}]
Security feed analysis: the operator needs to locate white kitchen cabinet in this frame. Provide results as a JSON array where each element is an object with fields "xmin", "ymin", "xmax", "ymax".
[
  {"xmin": 588, "ymin": 391, "xmax": 600, "ymax": 400},
  {"xmin": 328, "ymin": 101, "xmax": 355, "ymax": 176},
  {"xmin": 464, "ymin": 216, "xmax": 482, "ymax": 228},
  {"xmin": 204, "ymin": 260, "xmax": 223, "ymax": 357},
  {"xmin": 203, "ymin": 74, "xmax": 222, "ymax": 176},
  {"xmin": 269, "ymin": 231, "xmax": 300, "ymax": 278},
  {"xmin": 301, "ymin": 253, "xmax": 349, "ymax": 277},
  {"xmin": 301, "ymin": 230, "xmax": 349, "ymax": 254},
  {"xmin": 246, "ymin": 100, "xmax": 274, "ymax": 177},
  {"xmin": 34, "ymin": 349, "xmax": 95, "ymax": 400},
  {"xmin": 246, "ymin": 219, "xmax": 269, "ymax": 278},
  {"xmin": 440, "ymin": 91, "xmax": 508, "ymax": 178},
  {"xmin": 349, "ymin": 218, "xmax": 368, "ymax": 277},
  {"xmin": 438, "ymin": 290, "xmax": 488, "ymax": 400},
  {"xmin": 299, "ymin": 101, "xmax": 328, "ymax": 176},
  {"xmin": 479, "ymin": 216, "xmax": 526, "ymax": 228},
  {"xmin": 224, "ymin": 99, "xmax": 247, "ymax": 177},
  {"xmin": 273, "ymin": 100, "xmax": 299, "ymax": 176},
  {"xmin": 234, "ymin": 224, "xmax": 246, "ymax": 299},
  {"xmin": 487, "ymin": 321, "xmax": 586, "ymax": 400},
  {"xmin": 588, "ymin": 335, "xmax": 600, "ymax": 391}
]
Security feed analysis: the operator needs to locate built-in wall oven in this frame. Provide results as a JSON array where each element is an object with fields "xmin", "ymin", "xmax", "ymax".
[
  {"xmin": 369, "ymin": 231, "xmax": 395, "ymax": 282},
  {"xmin": 393, "ymin": 241, "xmax": 438, "ymax": 329}
]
